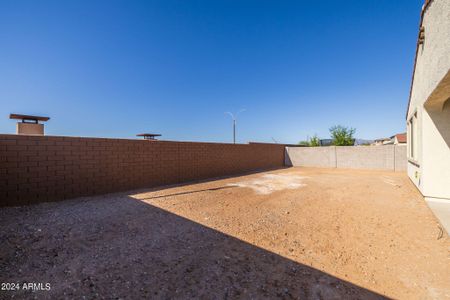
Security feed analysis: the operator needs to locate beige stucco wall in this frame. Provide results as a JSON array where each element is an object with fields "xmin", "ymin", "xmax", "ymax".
[
  {"xmin": 407, "ymin": 0, "xmax": 450, "ymax": 199},
  {"xmin": 408, "ymin": 1, "xmax": 450, "ymax": 115},
  {"xmin": 422, "ymin": 101, "xmax": 450, "ymax": 199}
]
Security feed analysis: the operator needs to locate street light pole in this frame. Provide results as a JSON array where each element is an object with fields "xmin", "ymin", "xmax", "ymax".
[
  {"xmin": 225, "ymin": 109, "xmax": 245, "ymax": 144},
  {"xmin": 233, "ymin": 118, "xmax": 236, "ymax": 144}
]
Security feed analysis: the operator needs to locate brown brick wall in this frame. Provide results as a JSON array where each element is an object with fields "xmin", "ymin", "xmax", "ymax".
[{"xmin": 0, "ymin": 135, "xmax": 285, "ymax": 206}]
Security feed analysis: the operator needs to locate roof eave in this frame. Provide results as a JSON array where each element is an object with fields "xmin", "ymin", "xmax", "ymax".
[{"xmin": 406, "ymin": 0, "xmax": 435, "ymax": 120}]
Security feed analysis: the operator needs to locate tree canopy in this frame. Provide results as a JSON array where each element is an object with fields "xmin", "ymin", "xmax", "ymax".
[{"xmin": 329, "ymin": 125, "xmax": 355, "ymax": 146}]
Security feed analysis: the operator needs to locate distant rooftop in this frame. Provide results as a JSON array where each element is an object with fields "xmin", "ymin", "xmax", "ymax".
[
  {"xmin": 374, "ymin": 137, "xmax": 390, "ymax": 142},
  {"xmin": 391, "ymin": 133, "xmax": 407, "ymax": 143}
]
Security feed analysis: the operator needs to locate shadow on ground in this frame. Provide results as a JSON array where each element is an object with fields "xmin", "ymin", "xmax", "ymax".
[
  {"xmin": 138, "ymin": 186, "xmax": 236, "ymax": 200},
  {"xmin": 0, "ymin": 195, "xmax": 388, "ymax": 299},
  {"xmin": 129, "ymin": 166, "xmax": 290, "ymax": 196}
]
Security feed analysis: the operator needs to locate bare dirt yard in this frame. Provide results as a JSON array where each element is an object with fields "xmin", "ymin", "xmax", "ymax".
[{"xmin": 1, "ymin": 167, "xmax": 449, "ymax": 299}]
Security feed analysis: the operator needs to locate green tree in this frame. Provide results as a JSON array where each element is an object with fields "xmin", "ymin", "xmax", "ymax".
[
  {"xmin": 309, "ymin": 134, "xmax": 321, "ymax": 147},
  {"xmin": 298, "ymin": 140, "xmax": 309, "ymax": 146},
  {"xmin": 329, "ymin": 125, "xmax": 355, "ymax": 146},
  {"xmin": 298, "ymin": 134, "xmax": 321, "ymax": 147}
]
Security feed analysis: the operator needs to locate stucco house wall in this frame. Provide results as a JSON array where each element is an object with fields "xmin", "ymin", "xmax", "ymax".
[{"xmin": 407, "ymin": 0, "xmax": 450, "ymax": 200}]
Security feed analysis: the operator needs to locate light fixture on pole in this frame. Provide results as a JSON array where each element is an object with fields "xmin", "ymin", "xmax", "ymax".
[{"xmin": 225, "ymin": 109, "xmax": 245, "ymax": 144}]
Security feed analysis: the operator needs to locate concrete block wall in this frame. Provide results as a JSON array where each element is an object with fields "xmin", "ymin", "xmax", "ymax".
[
  {"xmin": 336, "ymin": 146, "xmax": 395, "ymax": 170},
  {"xmin": 285, "ymin": 145, "xmax": 407, "ymax": 172},
  {"xmin": 0, "ymin": 134, "xmax": 285, "ymax": 206},
  {"xmin": 285, "ymin": 147, "xmax": 336, "ymax": 168},
  {"xmin": 395, "ymin": 145, "xmax": 407, "ymax": 172}
]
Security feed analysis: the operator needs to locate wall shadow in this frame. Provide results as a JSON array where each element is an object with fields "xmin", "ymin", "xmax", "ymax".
[
  {"xmin": 285, "ymin": 148, "xmax": 293, "ymax": 167},
  {"xmin": 427, "ymin": 98, "xmax": 450, "ymax": 149},
  {"xmin": 139, "ymin": 186, "xmax": 236, "ymax": 200},
  {"xmin": 0, "ymin": 196, "xmax": 388, "ymax": 299},
  {"xmin": 119, "ymin": 166, "xmax": 290, "ymax": 198}
]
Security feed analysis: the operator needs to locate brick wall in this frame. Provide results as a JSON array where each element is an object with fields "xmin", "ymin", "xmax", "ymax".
[{"xmin": 0, "ymin": 135, "xmax": 285, "ymax": 206}]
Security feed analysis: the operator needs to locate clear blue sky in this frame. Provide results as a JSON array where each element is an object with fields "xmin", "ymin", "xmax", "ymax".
[{"xmin": 0, "ymin": 0, "xmax": 422, "ymax": 143}]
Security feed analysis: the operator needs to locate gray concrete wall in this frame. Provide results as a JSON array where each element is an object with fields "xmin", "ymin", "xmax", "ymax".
[
  {"xmin": 336, "ymin": 146, "xmax": 395, "ymax": 170},
  {"xmin": 285, "ymin": 146, "xmax": 336, "ymax": 168},
  {"xmin": 395, "ymin": 145, "xmax": 407, "ymax": 172},
  {"xmin": 286, "ymin": 145, "xmax": 407, "ymax": 172}
]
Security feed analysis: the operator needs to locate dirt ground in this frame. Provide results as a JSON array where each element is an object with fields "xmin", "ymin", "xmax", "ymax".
[{"xmin": 1, "ymin": 167, "xmax": 449, "ymax": 299}]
